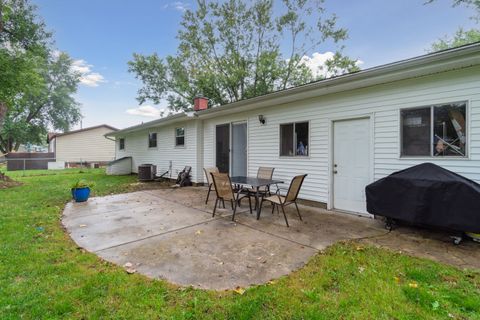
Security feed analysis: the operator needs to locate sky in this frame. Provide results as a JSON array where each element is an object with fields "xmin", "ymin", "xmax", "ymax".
[{"xmin": 32, "ymin": 0, "xmax": 478, "ymax": 130}]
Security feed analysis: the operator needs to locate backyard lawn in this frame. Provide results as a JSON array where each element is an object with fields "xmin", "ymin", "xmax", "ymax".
[{"xmin": 0, "ymin": 169, "xmax": 479, "ymax": 319}]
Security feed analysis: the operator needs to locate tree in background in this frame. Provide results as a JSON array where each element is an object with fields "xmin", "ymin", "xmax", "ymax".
[
  {"xmin": 0, "ymin": 0, "xmax": 81, "ymax": 153},
  {"xmin": 429, "ymin": 0, "xmax": 480, "ymax": 51},
  {"xmin": 128, "ymin": 0, "xmax": 360, "ymax": 113}
]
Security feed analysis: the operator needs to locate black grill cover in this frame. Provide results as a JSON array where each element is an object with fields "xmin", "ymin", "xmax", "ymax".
[{"xmin": 366, "ymin": 163, "xmax": 480, "ymax": 233}]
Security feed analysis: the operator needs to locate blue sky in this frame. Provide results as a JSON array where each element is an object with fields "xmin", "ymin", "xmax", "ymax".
[{"xmin": 33, "ymin": 0, "xmax": 477, "ymax": 130}]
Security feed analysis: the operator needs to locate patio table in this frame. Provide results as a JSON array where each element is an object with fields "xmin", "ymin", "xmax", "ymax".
[{"xmin": 230, "ymin": 176, "xmax": 284, "ymax": 220}]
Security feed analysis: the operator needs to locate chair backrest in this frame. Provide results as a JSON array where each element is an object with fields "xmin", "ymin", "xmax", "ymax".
[
  {"xmin": 286, "ymin": 174, "xmax": 307, "ymax": 202},
  {"xmin": 184, "ymin": 166, "xmax": 192, "ymax": 175},
  {"xmin": 257, "ymin": 167, "xmax": 274, "ymax": 180},
  {"xmin": 204, "ymin": 167, "xmax": 219, "ymax": 186},
  {"xmin": 210, "ymin": 172, "xmax": 234, "ymax": 200}
]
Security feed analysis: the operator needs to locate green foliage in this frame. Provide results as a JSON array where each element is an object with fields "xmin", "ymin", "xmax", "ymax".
[
  {"xmin": 0, "ymin": 169, "xmax": 479, "ymax": 319},
  {"xmin": 128, "ymin": 0, "xmax": 360, "ymax": 113},
  {"xmin": 71, "ymin": 179, "xmax": 95, "ymax": 189},
  {"xmin": 429, "ymin": 0, "xmax": 480, "ymax": 51},
  {"xmin": 0, "ymin": 0, "xmax": 81, "ymax": 153},
  {"xmin": 431, "ymin": 28, "xmax": 480, "ymax": 51}
]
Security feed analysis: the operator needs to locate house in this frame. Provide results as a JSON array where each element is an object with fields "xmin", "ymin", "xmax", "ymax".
[
  {"xmin": 105, "ymin": 43, "xmax": 480, "ymax": 215},
  {"xmin": 49, "ymin": 124, "xmax": 118, "ymax": 167}
]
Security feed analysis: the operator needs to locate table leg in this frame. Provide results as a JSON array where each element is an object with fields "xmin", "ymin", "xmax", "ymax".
[{"xmin": 256, "ymin": 187, "xmax": 261, "ymax": 220}]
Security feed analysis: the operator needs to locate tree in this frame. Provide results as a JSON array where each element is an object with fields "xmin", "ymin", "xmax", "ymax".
[
  {"xmin": 128, "ymin": 0, "xmax": 359, "ymax": 112},
  {"xmin": 0, "ymin": 0, "xmax": 81, "ymax": 153},
  {"xmin": 431, "ymin": 28, "xmax": 480, "ymax": 51},
  {"xmin": 429, "ymin": 0, "xmax": 480, "ymax": 51},
  {"xmin": 0, "ymin": 51, "xmax": 81, "ymax": 153},
  {"xmin": 0, "ymin": 0, "xmax": 51, "ymax": 129}
]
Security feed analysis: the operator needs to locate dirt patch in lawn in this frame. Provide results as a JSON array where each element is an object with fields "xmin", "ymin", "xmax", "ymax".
[{"xmin": 0, "ymin": 173, "xmax": 22, "ymax": 189}]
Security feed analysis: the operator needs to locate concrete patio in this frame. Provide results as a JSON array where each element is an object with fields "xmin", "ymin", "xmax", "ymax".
[{"xmin": 62, "ymin": 187, "xmax": 480, "ymax": 290}]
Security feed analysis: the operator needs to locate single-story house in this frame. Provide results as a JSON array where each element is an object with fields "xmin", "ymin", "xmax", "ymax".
[
  {"xmin": 49, "ymin": 124, "xmax": 118, "ymax": 167},
  {"xmin": 106, "ymin": 43, "xmax": 480, "ymax": 216}
]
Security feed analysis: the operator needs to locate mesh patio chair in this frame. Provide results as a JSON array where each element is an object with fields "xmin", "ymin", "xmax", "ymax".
[
  {"xmin": 203, "ymin": 167, "xmax": 219, "ymax": 204},
  {"xmin": 244, "ymin": 167, "xmax": 275, "ymax": 206},
  {"xmin": 260, "ymin": 174, "xmax": 307, "ymax": 227},
  {"xmin": 210, "ymin": 172, "xmax": 252, "ymax": 219}
]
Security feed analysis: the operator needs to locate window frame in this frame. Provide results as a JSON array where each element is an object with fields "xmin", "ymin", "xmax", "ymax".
[
  {"xmin": 148, "ymin": 132, "xmax": 157, "ymax": 149},
  {"xmin": 399, "ymin": 101, "xmax": 468, "ymax": 159},
  {"xmin": 175, "ymin": 127, "xmax": 185, "ymax": 147},
  {"xmin": 119, "ymin": 138, "xmax": 125, "ymax": 151},
  {"xmin": 278, "ymin": 121, "xmax": 310, "ymax": 158}
]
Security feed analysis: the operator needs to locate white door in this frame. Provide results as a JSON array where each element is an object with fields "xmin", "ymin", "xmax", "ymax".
[{"xmin": 333, "ymin": 118, "xmax": 371, "ymax": 215}]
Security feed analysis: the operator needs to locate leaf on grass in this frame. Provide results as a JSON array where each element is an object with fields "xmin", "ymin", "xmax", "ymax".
[
  {"xmin": 394, "ymin": 276, "xmax": 400, "ymax": 283},
  {"xmin": 233, "ymin": 287, "xmax": 245, "ymax": 295},
  {"xmin": 408, "ymin": 282, "xmax": 418, "ymax": 288}
]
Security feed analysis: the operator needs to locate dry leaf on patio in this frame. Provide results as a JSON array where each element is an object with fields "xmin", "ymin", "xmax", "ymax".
[
  {"xmin": 195, "ymin": 230, "xmax": 202, "ymax": 235},
  {"xmin": 79, "ymin": 224, "xmax": 87, "ymax": 228},
  {"xmin": 233, "ymin": 287, "xmax": 245, "ymax": 295},
  {"xmin": 124, "ymin": 262, "xmax": 133, "ymax": 268}
]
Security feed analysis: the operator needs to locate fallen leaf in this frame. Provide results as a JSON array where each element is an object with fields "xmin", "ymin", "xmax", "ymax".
[
  {"xmin": 408, "ymin": 282, "xmax": 418, "ymax": 288},
  {"xmin": 79, "ymin": 224, "xmax": 87, "ymax": 228},
  {"xmin": 195, "ymin": 230, "xmax": 202, "ymax": 235},
  {"xmin": 233, "ymin": 287, "xmax": 245, "ymax": 295},
  {"xmin": 358, "ymin": 266, "xmax": 365, "ymax": 273},
  {"xmin": 394, "ymin": 276, "xmax": 400, "ymax": 283},
  {"xmin": 268, "ymin": 280, "xmax": 276, "ymax": 285},
  {"xmin": 356, "ymin": 246, "xmax": 364, "ymax": 251},
  {"xmin": 124, "ymin": 262, "xmax": 133, "ymax": 268}
]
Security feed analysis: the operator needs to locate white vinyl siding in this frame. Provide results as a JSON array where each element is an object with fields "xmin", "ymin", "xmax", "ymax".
[
  {"xmin": 202, "ymin": 65, "xmax": 480, "ymax": 205},
  {"xmin": 55, "ymin": 126, "xmax": 116, "ymax": 163},
  {"xmin": 116, "ymin": 121, "xmax": 200, "ymax": 182}
]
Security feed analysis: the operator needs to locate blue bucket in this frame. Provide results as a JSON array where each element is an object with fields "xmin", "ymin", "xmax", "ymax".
[{"xmin": 72, "ymin": 187, "xmax": 90, "ymax": 202}]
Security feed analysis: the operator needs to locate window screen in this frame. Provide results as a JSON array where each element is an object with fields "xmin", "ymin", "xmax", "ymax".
[
  {"xmin": 401, "ymin": 102, "xmax": 467, "ymax": 157},
  {"xmin": 119, "ymin": 138, "xmax": 125, "ymax": 150},
  {"xmin": 175, "ymin": 127, "xmax": 185, "ymax": 146},
  {"xmin": 280, "ymin": 122, "xmax": 309, "ymax": 156},
  {"xmin": 148, "ymin": 133, "xmax": 157, "ymax": 148}
]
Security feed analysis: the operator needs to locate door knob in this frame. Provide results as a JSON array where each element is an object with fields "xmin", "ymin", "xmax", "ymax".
[{"xmin": 333, "ymin": 170, "xmax": 338, "ymax": 174}]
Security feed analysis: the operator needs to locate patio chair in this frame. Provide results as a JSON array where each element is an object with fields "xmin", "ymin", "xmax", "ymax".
[
  {"xmin": 203, "ymin": 167, "xmax": 219, "ymax": 204},
  {"xmin": 260, "ymin": 174, "xmax": 307, "ymax": 227},
  {"xmin": 210, "ymin": 172, "xmax": 252, "ymax": 219},
  {"xmin": 244, "ymin": 167, "xmax": 275, "ymax": 205}
]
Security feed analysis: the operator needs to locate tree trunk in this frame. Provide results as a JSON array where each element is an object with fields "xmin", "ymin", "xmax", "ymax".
[{"xmin": 0, "ymin": 102, "xmax": 6, "ymax": 131}]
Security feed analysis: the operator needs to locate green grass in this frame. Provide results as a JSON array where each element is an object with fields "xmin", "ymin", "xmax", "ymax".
[{"xmin": 0, "ymin": 169, "xmax": 479, "ymax": 319}]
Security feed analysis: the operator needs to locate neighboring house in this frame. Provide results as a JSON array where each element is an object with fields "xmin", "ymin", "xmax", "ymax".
[
  {"xmin": 50, "ymin": 124, "xmax": 118, "ymax": 167},
  {"xmin": 106, "ymin": 43, "xmax": 480, "ymax": 216}
]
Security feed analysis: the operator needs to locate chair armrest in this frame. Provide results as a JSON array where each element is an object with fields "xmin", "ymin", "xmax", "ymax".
[{"xmin": 275, "ymin": 187, "xmax": 288, "ymax": 196}]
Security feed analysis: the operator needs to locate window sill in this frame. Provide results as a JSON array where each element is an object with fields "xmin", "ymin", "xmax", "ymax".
[
  {"xmin": 279, "ymin": 155, "xmax": 311, "ymax": 159},
  {"xmin": 399, "ymin": 156, "xmax": 469, "ymax": 160},
  {"xmin": 174, "ymin": 145, "xmax": 186, "ymax": 149}
]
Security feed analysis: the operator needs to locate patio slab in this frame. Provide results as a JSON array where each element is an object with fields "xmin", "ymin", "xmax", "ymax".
[{"xmin": 63, "ymin": 187, "xmax": 480, "ymax": 290}]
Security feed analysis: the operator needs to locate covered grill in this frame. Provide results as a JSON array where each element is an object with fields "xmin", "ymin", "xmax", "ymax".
[{"xmin": 366, "ymin": 163, "xmax": 480, "ymax": 235}]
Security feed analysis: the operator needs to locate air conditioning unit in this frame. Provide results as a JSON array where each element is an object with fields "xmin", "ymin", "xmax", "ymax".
[{"xmin": 138, "ymin": 164, "xmax": 156, "ymax": 181}]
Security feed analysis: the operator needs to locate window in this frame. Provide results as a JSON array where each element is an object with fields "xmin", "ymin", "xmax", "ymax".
[
  {"xmin": 119, "ymin": 138, "xmax": 125, "ymax": 150},
  {"xmin": 148, "ymin": 132, "xmax": 157, "ymax": 148},
  {"xmin": 175, "ymin": 127, "xmax": 185, "ymax": 146},
  {"xmin": 401, "ymin": 102, "xmax": 467, "ymax": 157},
  {"xmin": 280, "ymin": 122, "xmax": 309, "ymax": 156}
]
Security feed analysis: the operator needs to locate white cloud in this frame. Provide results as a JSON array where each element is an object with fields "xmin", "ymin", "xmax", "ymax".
[
  {"xmin": 299, "ymin": 51, "xmax": 364, "ymax": 79},
  {"xmin": 126, "ymin": 105, "xmax": 162, "ymax": 118},
  {"xmin": 71, "ymin": 59, "xmax": 106, "ymax": 87},
  {"xmin": 163, "ymin": 1, "xmax": 190, "ymax": 12}
]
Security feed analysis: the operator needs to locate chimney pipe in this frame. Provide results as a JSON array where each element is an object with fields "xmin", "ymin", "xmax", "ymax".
[{"xmin": 193, "ymin": 96, "xmax": 208, "ymax": 111}]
